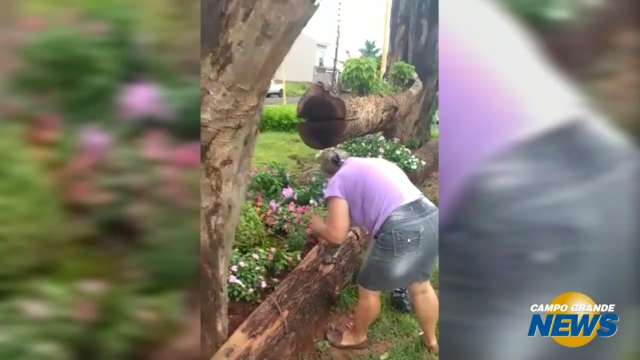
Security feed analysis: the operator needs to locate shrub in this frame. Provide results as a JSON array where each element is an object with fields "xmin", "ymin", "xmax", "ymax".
[
  {"xmin": 259, "ymin": 105, "xmax": 300, "ymax": 132},
  {"xmin": 341, "ymin": 58, "xmax": 380, "ymax": 96},
  {"xmin": 388, "ymin": 61, "xmax": 417, "ymax": 90},
  {"xmin": 338, "ymin": 133, "xmax": 426, "ymax": 173},
  {"xmin": 234, "ymin": 202, "xmax": 272, "ymax": 251},
  {"xmin": 248, "ymin": 162, "xmax": 290, "ymax": 202}
]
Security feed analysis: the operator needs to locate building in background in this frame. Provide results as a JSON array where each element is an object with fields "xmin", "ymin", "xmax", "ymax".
[{"xmin": 274, "ymin": 33, "xmax": 330, "ymax": 83}]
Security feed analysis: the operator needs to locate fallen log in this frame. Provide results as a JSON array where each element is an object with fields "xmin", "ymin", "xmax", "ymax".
[
  {"xmin": 297, "ymin": 76, "xmax": 424, "ymax": 149},
  {"xmin": 211, "ymin": 229, "xmax": 366, "ymax": 360}
]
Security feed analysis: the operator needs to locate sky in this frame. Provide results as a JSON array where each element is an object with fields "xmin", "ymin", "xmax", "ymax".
[{"xmin": 302, "ymin": 0, "xmax": 388, "ymax": 63}]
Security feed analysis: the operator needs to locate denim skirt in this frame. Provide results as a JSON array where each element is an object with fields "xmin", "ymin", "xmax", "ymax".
[{"xmin": 357, "ymin": 198, "xmax": 439, "ymax": 291}]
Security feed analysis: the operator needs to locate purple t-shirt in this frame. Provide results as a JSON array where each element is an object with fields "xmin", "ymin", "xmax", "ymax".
[{"xmin": 323, "ymin": 157, "xmax": 423, "ymax": 235}]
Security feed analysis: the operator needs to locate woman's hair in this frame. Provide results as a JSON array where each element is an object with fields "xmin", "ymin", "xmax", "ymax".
[{"xmin": 318, "ymin": 148, "xmax": 350, "ymax": 176}]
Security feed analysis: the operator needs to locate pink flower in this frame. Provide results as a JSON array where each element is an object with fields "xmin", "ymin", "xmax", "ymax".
[
  {"xmin": 281, "ymin": 186, "xmax": 296, "ymax": 199},
  {"xmin": 260, "ymin": 281, "xmax": 268, "ymax": 289},
  {"xmin": 269, "ymin": 200, "xmax": 279, "ymax": 213},
  {"xmin": 117, "ymin": 81, "xmax": 173, "ymax": 121},
  {"xmin": 78, "ymin": 126, "xmax": 112, "ymax": 159},
  {"xmin": 171, "ymin": 142, "xmax": 200, "ymax": 168}
]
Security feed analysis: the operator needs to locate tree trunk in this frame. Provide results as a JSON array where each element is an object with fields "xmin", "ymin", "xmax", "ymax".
[
  {"xmin": 388, "ymin": 0, "xmax": 438, "ymax": 146},
  {"xmin": 297, "ymin": 76, "xmax": 424, "ymax": 149},
  {"xmin": 200, "ymin": 1, "xmax": 318, "ymax": 357},
  {"xmin": 212, "ymin": 230, "xmax": 365, "ymax": 360}
]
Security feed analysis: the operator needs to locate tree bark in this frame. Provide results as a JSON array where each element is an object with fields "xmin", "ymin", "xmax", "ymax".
[
  {"xmin": 388, "ymin": 0, "xmax": 438, "ymax": 145},
  {"xmin": 212, "ymin": 230, "xmax": 365, "ymax": 360},
  {"xmin": 297, "ymin": 76, "xmax": 424, "ymax": 149},
  {"xmin": 200, "ymin": 1, "xmax": 318, "ymax": 357}
]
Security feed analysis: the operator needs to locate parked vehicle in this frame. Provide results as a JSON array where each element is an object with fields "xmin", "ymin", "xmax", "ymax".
[{"xmin": 266, "ymin": 80, "xmax": 284, "ymax": 97}]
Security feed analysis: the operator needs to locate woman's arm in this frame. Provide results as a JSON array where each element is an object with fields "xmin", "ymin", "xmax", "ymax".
[{"xmin": 310, "ymin": 197, "xmax": 350, "ymax": 246}]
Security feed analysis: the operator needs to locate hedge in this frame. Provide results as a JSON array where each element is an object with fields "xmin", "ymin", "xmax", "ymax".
[{"xmin": 259, "ymin": 104, "xmax": 300, "ymax": 132}]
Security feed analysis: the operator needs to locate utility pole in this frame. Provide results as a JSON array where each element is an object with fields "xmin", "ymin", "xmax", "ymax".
[
  {"xmin": 380, "ymin": 0, "xmax": 392, "ymax": 79},
  {"xmin": 331, "ymin": 0, "xmax": 342, "ymax": 89}
]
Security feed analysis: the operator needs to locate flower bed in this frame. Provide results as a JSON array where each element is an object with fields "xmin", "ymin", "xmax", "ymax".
[{"xmin": 228, "ymin": 163, "xmax": 326, "ymax": 309}]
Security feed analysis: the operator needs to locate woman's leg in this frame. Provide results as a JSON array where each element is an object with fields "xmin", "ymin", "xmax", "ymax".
[
  {"xmin": 409, "ymin": 280, "xmax": 439, "ymax": 353},
  {"xmin": 340, "ymin": 286, "xmax": 381, "ymax": 345}
]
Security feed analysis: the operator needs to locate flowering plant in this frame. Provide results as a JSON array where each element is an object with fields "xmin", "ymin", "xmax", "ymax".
[
  {"xmin": 338, "ymin": 133, "xmax": 426, "ymax": 173},
  {"xmin": 228, "ymin": 247, "xmax": 300, "ymax": 303}
]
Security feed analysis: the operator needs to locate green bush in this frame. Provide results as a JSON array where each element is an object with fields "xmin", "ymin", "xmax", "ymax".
[
  {"xmin": 388, "ymin": 61, "xmax": 417, "ymax": 90},
  {"xmin": 0, "ymin": 126, "xmax": 69, "ymax": 285},
  {"xmin": 259, "ymin": 105, "xmax": 300, "ymax": 132},
  {"xmin": 248, "ymin": 162, "xmax": 290, "ymax": 201},
  {"xmin": 340, "ymin": 57, "xmax": 380, "ymax": 96},
  {"xmin": 234, "ymin": 203, "xmax": 272, "ymax": 252},
  {"xmin": 338, "ymin": 133, "xmax": 426, "ymax": 173}
]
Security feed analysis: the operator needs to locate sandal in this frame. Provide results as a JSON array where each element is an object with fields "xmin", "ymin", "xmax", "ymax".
[{"xmin": 326, "ymin": 329, "xmax": 369, "ymax": 350}]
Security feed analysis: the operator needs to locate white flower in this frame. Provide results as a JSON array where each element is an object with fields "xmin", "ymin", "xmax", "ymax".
[
  {"xmin": 309, "ymin": 199, "xmax": 317, "ymax": 206},
  {"xmin": 229, "ymin": 275, "xmax": 244, "ymax": 287},
  {"xmin": 238, "ymin": 261, "xmax": 246, "ymax": 267},
  {"xmin": 252, "ymin": 253, "xmax": 259, "ymax": 260},
  {"xmin": 248, "ymin": 288, "xmax": 254, "ymax": 293},
  {"xmin": 230, "ymin": 265, "xmax": 238, "ymax": 273},
  {"xmin": 261, "ymin": 281, "xmax": 268, "ymax": 289}
]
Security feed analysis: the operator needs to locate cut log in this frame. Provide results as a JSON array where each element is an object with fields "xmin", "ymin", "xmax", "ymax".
[
  {"xmin": 211, "ymin": 229, "xmax": 365, "ymax": 360},
  {"xmin": 297, "ymin": 77, "xmax": 424, "ymax": 149}
]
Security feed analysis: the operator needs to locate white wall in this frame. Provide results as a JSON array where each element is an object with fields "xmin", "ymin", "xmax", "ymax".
[{"xmin": 274, "ymin": 33, "xmax": 327, "ymax": 83}]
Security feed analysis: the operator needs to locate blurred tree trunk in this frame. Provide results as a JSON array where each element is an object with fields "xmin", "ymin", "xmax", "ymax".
[
  {"xmin": 200, "ymin": 0, "xmax": 318, "ymax": 357},
  {"xmin": 388, "ymin": 0, "xmax": 438, "ymax": 146}
]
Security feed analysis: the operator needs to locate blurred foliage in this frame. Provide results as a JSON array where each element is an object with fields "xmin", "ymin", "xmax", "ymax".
[
  {"xmin": 499, "ymin": 0, "xmax": 603, "ymax": 28},
  {"xmin": 166, "ymin": 86, "xmax": 200, "ymax": 139},
  {"xmin": 1, "ymin": 0, "xmax": 199, "ymax": 357},
  {"xmin": 259, "ymin": 104, "xmax": 301, "ymax": 132},
  {"xmin": 13, "ymin": 29, "xmax": 127, "ymax": 120},
  {"xmin": 0, "ymin": 126, "xmax": 69, "ymax": 288}
]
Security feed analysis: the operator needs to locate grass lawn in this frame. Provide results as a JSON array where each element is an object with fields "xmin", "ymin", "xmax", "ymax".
[{"xmin": 252, "ymin": 131, "xmax": 317, "ymax": 172}]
